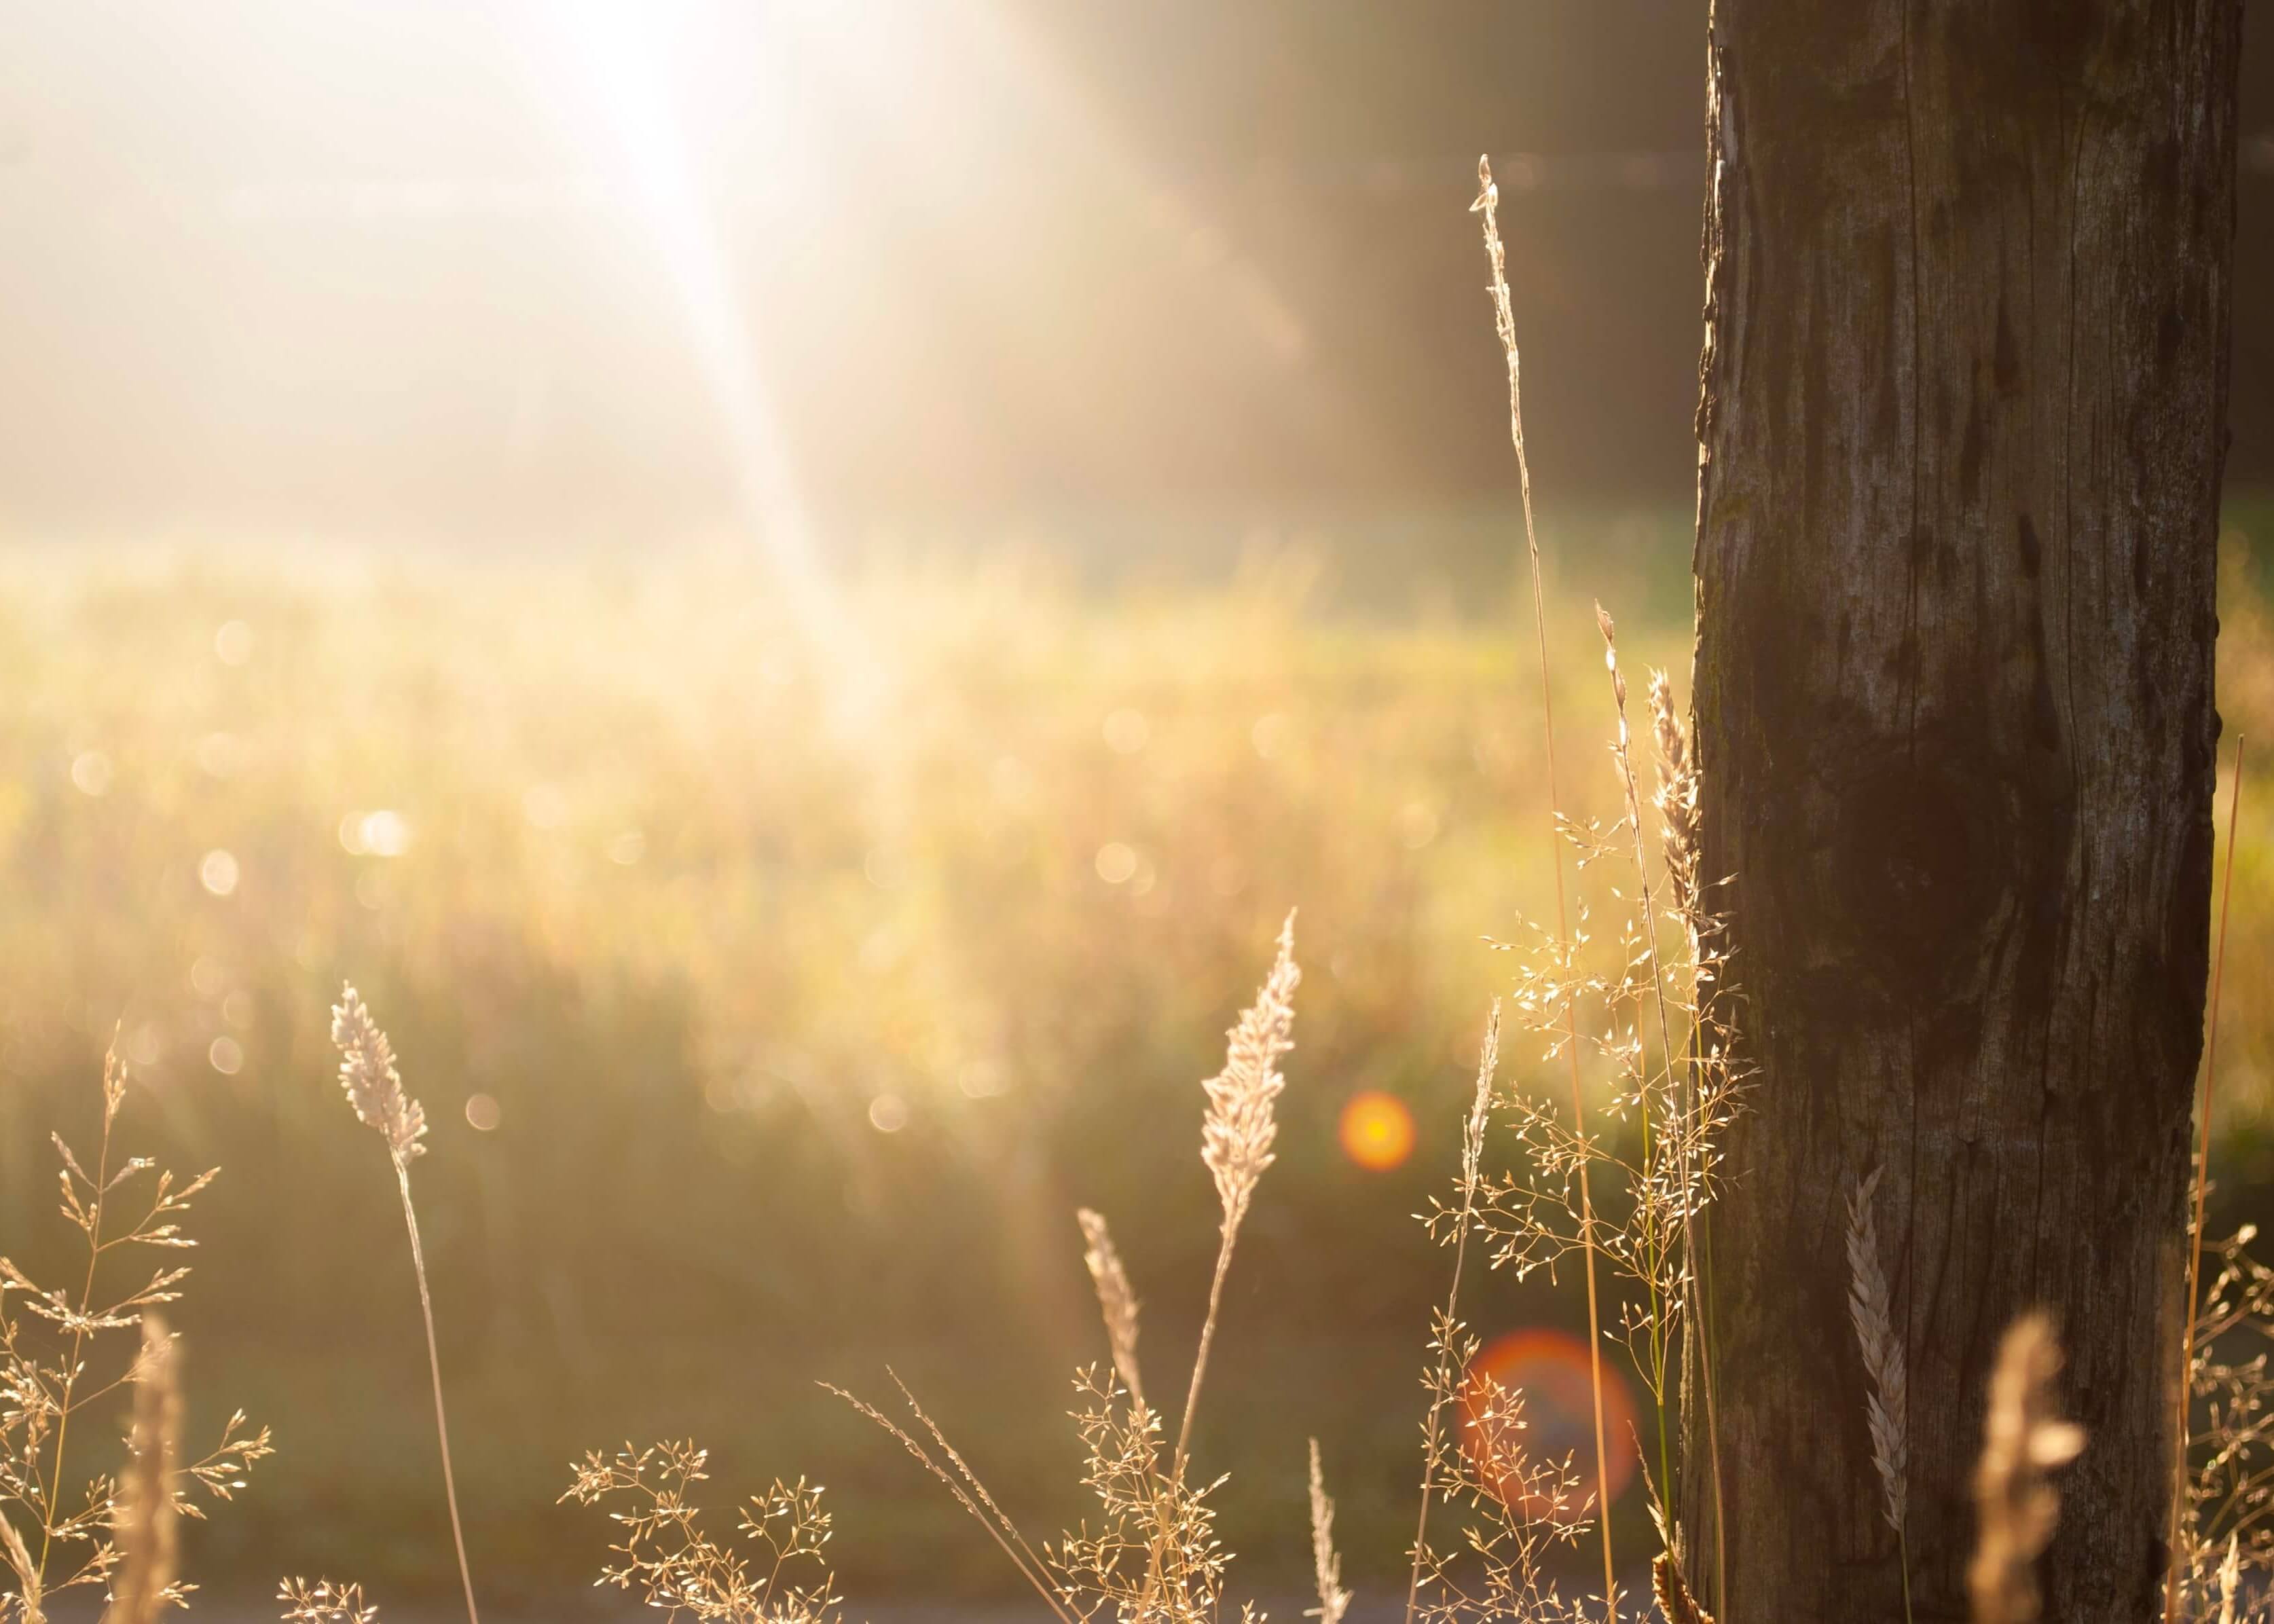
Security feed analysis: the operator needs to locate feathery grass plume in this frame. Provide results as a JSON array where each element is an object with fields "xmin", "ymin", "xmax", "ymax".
[
  {"xmin": 1651, "ymin": 1553, "xmax": 1714, "ymax": 1624},
  {"xmin": 0, "ymin": 1046, "xmax": 265, "ymax": 1624},
  {"xmin": 1474, "ymin": 151, "xmax": 1617, "ymax": 1624},
  {"xmin": 1846, "ymin": 1168, "xmax": 1911, "ymax": 1623},
  {"xmin": 1, "ymin": 1515, "xmax": 41, "ymax": 1624},
  {"xmin": 278, "ymin": 1579, "xmax": 379, "ymax": 1624},
  {"xmin": 330, "ymin": 985, "xmax": 477, "ymax": 1624},
  {"xmin": 1968, "ymin": 1312, "xmax": 2084, "ymax": 1624},
  {"xmin": 1408, "ymin": 1356, "xmax": 1596, "ymax": 1624},
  {"xmin": 2218, "ymin": 1534, "xmax": 2241, "ymax": 1624},
  {"xmin": 1646, "ymin": 671, "xmax": 1700, "ymax": 930},
  {"xmin": 1176, "ymin": 912, "xmax": 1300, "ymax": 1479},
  {"xmin": 564, "ymin": 1443, "xmax": 842, "ymax": 1624},
  {"xmin": 103, "ymin": 1314, "xmax": 179, "ymax": 1624},
  {"xmin": 1307, "ymin": 1439, "xmax": 1351, "ymax": 1624},
  {"xmin": 1078, "ymin": 1210, "xmax": 1144, "ymax": 1408},
  {"xmin": 2174, "ymin": 736, "xmax": 2247, "ymax": 1624}
]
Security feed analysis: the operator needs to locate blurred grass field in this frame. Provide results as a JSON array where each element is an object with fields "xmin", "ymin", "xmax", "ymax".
[{"xmin": 6, "ymin": 506, "xmax": 2274, "ymax": 1605}]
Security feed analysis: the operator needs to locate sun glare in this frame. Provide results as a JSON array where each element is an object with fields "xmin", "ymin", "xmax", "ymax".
[{"xmin": 1338, "ymin": 1090, "xmax": 1416, "ymax": 1170}]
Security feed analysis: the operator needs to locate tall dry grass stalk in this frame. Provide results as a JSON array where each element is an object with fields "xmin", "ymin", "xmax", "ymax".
[
  {"xmin": 1473, "ymin": 151, "xmax": 1617, "ymax": 1624},
  {"xmin": 1405, "ymin": 1003, "xmax": 1499, "ymax": 1624},
  {"xmin": 331, "ymin": 985, "xmax": 479, "ymax": 1624},
  {"xmin": 1306, "ymin": 1440, "xmax": 1351, "ymax": 1624},
  {"xmin": 102, "ymin": 1314, "xmax": 180, "ymax": 1624},
  {"xmin": 1968, "ymin": 1313, "xmax": 2085, "ymax": 1624},
  {"xmin": 1846, "ymin": 1169, "xmax": 1912, "ymax": 1624},
  {"xmin": 1177, "ymin": 911, "xmax": 1299, "ymax": 1480},
  {"xmin": 1645, "ymin": 668, "xmax": 1728, "ymax": 1611},
  {"xmin": 2174, "ymin": 736, "xmax": 2248, "ymax": 1622}
]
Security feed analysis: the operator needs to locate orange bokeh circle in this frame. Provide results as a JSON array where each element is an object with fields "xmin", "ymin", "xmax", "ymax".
[
  {"xmin": 1338, "ymin": 1090, "xmax": 1416, "ymax": 1170},
  {"xmin": 1461, "ymin": 1329, "xmax": 1638, "ymax": 1522}
]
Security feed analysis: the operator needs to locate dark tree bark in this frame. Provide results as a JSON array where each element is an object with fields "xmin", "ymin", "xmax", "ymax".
[{"xmin": 1682, "ymin": 3, "xmax": 2241, "ymax": 1619}]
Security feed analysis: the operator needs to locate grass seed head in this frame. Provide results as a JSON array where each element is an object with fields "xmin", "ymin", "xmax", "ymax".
[
  {"xmin": 1201, "ymin": 913, "xmax": 1300, "ymax": 1237},
  {"xmin": 330, "ymin": 984, "xmax": 426, "ymax": 1162}
]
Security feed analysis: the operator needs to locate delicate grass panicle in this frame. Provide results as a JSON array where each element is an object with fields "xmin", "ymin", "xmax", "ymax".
[
  {"xmin": 329, "ymin": 985, "xmax": 477, "ymax": 1624},
  {"xmin": 0, "ymin": 1047, "xmax": 269, "ymax": 1624},
  {"xmin": 1968, "ymin": 1314, "xmax": 2085, "ymax": 1624},
  {"xmin": 278, "ymin": 1579, "xmax": 380, "ymax": 1624},
  {"xmin": 562, "ymin": 1443, "xmax": 840, "ymax": 1624}
]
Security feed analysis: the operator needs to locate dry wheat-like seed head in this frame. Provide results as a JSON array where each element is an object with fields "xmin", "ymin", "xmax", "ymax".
[
  {"xmin": 1647, "ymin": 669, "xmax": 1700, "ymax": 924},
  {"xmin": 1306, "ymin": 1439, "xmax": 1351, "ymax": 1624},
  {"xmin": 1651, "ymin": 1552, "xmax": 1714, "ymax": 1624},
  {"xmin": 1076, "ymin": 1209, "xmax": 1143, "ymax": 1407},
  {"xmin": 103, "ymin": 1314, "xmax": 180, "ymax": 1624},
  {"xmin": 331, "ymin": 984, "xmax": 426, "ymax": 1162},
  {"xmin": 1968, "ymin": 1312, "xmax": 2085, "ymax": 1624},
  {"xmin": 1846, "ymin": 1168, "xmax": 1908, "ymax": 1535},
  {"xmin": 2, "ymin": 1513, "xmax": 43, "ymax": 1624},
  {"xmin": 1200, "ymin": 913, "xmax": 1299, "ymax": 1236}
]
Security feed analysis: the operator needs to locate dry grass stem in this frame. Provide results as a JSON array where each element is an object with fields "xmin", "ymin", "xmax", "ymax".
[
  {"xmin": 2175, "ymin": 736, "xmax": 2248, "ymax": 1622},
  {"xmin": 102, "ymin": 1314, "xmax": 180, "ymax": 1624},
  {"xmin": 330, "ymin": 986, "xmax": 477, "ymax": 1624},
  {"xmin": 1078, "ymin": 1210, "xmax": 1144, "ymax": 1408},
  {"xmin": 1406, "ymin": 1004, "xmax": 1499, "ymax": 1624},
  {"xmin": 1306, "ymin": 1440, "xmax": 1351, "ymax": 1624},
  {"xmin": 1473, "ymin": 150, "xmax": 1617, "ymax": 1624},
  {"xmin": 1969, "ymin": 1313, "xmax": 2085, "ymax": 1624},
  {"xmin": 822, "ymin": 1384, "xmax": 1071, "ymax": 1624}
]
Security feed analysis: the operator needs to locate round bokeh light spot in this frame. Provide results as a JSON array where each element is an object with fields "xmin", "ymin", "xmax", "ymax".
[
  {"xmin": 1338, "ymin": 1090, "xmax": 1416, "ymax": 1171},
  {"xmin": 1462, "ymin": 1329, "xmax": 1638, "ymax": 1522}
]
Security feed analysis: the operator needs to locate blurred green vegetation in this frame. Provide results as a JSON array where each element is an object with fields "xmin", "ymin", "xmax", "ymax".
[{"xmin": 4, "ymin": 505, "xmax": 2273, "ymax": 1606}]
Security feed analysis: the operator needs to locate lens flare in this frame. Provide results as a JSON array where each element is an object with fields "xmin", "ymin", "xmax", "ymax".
[
  {"xmin": 1338, "ymin": 1090, "xmax": 1416, "ymax": 1170},
  {"xmin": 1461, "ymin": 1329, "xmax": 1637, "ymax": 1522}
]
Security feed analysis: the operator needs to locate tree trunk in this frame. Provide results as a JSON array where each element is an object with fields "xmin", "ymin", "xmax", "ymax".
[{"xmin": 1683, "ymin": 3, "xmax": 2241, "ymax": 1619}]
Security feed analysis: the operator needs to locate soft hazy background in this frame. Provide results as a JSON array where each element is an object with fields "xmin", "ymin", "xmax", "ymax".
[{"xmin": 2, "ymin": 1, "xmax": 2272, "ymax": 1610}]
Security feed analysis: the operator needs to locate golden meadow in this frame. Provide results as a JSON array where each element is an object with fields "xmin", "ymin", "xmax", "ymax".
[{"xmin": 3, "ymin": 510, "xmax": 2272, "ymax": 1605}]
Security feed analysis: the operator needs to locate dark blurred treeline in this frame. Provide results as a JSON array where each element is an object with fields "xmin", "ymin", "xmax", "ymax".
[{"xmin": 1, "ymin": 1, "xmax": 2267, "ymax": 542}]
